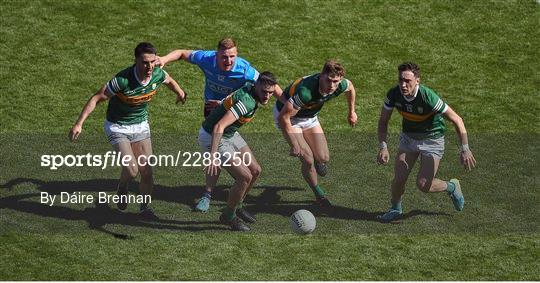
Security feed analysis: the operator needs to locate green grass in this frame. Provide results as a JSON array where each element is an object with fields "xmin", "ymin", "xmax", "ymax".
[
  {"xmin": 1, "ymin": 0, "xmax": 539, "ymax": 280},
  {"xmin": 2, "ymin": 233, "xmax": 538, "ymax": 280}
]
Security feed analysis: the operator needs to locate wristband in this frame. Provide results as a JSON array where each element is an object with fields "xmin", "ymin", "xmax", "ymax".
[
  {"xmin": 460, "ymin": 144, "xmax": 470, "ymax": 152},
  {"xmin": 379, "ymin": 141, "xmax": 388, "ymax": 150}
]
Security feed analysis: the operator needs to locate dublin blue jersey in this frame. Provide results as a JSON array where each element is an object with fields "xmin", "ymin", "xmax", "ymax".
[{"xmin": 188, "ymin": 50, "xmax": 259, "ymax": 101}]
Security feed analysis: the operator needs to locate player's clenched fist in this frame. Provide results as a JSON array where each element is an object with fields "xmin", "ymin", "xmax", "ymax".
[{"xmin": 377, "ymin": 148, "xmax": 389, "ymax": 165}]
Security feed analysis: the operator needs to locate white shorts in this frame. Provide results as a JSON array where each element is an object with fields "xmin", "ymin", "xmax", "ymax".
[
  {"xmin": 104, "ymin": 120, "xmax": 151, "ymax": 145},
  {"xmin": 273, "ymin": 104, "xmax": 320, "ymax": 129},
  {"xmin": 197, "ymin": 127, "xmax": 248, "ymax": 163},
  {"xmin": 398, "ymin": 133, "xmax": 445, "ymax": 159}
]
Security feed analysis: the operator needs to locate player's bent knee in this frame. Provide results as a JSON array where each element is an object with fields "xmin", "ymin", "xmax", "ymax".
[
  {"xmin": 322, "ymin": 155, "xmax": 330, "ymax": 163},
  {"xmin": 237, "ymin": 171, "xmax": 253, "ymax": 185},
  {"xmin": 315, "ymin": 154, "xmax": 330, "ymax": 164},
  {"xmin": 416, "ymin": 178, "xmax": 432, "ymax": 193},
  {"xmin": 250, "ymin": 165, "xmax": 262, "ymax": 179}
]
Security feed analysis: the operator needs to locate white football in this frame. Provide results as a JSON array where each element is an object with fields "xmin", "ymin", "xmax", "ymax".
[{"xmin": 290, "ymin": 209, "xmax": 316, "ymax": 234}]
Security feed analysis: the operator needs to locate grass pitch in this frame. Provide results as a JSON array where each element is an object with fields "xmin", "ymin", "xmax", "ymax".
[{"xmin": 1, "ymin": 0, "xmax": 539, "ymax": 280}]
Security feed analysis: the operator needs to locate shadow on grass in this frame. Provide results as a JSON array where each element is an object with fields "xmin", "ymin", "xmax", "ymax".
[
  {"xmin": 1, "ymin": 178, "xmax": 448, "ymax": 238},
  {"xmin": 0, "ymin": 178, "xmax": 231, "ymax": 238},
  {"xmin": 243, "ymin": 185, "xmax": 449, "ymax": 222}
]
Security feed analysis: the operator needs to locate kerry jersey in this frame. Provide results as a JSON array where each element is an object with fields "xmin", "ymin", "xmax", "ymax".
[
  {"xmin": 202, "ymin": 83, "xmax": 259, "ymax": 139},
  {"xmin": 105, "ymin": 65, "xmax": 167, "ymax": 125},
  {"xmin": 384, "ymin": 84, "xmax": 448, "ymax": 139},
  {"xmin": 275, "ymin": 73, "xmax": 349, "ymax": 118}
]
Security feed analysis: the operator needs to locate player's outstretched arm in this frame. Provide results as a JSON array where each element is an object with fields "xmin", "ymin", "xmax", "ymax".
[
  {"xmin": 443, "ymin": 106, "xmax": 477, "ymax": 171},
  {"xmin": 278, "ymin": 102, "xmax": 302, "ymax": 157},
  {"xmin": 345, "ymin": 79, "xmax": 357, "ymax": 127},
  {"xmin": 157, "ymin": 49, "xmax": 193, "ymax": 67},
  {"xmin": 163, "ymin": 73, "xmax": 186, "ymax": 104},
  {"xmin": 206, "ymin": 111, "xmax": 238, "ymax": 176},
  {"xmin": 69, "ymin": 85, "xmax": 110, "ymax": 142},
  {"xmin": 377, "ymin": 106, "xmax": 393, "ymax": 165}
]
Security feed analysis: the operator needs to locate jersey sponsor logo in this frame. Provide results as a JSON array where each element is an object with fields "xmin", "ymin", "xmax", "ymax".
[
  {"xmin": 208, "ymin": 81, "xmax": 233, "ymax": 94},
  {"xmin": 313, "ymin": 95, "xmax": 332, "ymax": 105},
  {"xmin": 299, "ymin": 94, "xmax": 332, "ymax": 110},
  {"xmin": 117, "ymin": 90, "xmax": 157, "ymax": 106},
  {"xmin": 398, "ymin": 110, "xmax": 435, "ymax": 122},
  {"xmin": 303, "ymin": 101, "xmax": 323, "ymax": 109}
]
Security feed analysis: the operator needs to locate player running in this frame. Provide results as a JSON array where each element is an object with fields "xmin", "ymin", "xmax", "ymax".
[
  {"xmin": 275, "ymin": 60, "xmax": 358, "ymax": 207},
  {"xmin": 69, "ymin": 42, "xmax": 187, "ymax": 218},
  {"xmin": 377, "ymin": 62, "xmax": 476, "ymax": 222},
  {"xmin": 158, "ymin": 38, "xmax": 282, "ymax": 212},
  {"xmin": 199, "ymin": 72, "xmax": 279, "ymax": 231}
]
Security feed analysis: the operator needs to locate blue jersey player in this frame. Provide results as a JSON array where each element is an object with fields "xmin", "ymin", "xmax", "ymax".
[
  {"xmin": 159, "ymin": 38, "xmax": 260, "ymax": 117},
  {"xmin": 158, "ymin": 38, "xmax": 283, "ymax": 212}
]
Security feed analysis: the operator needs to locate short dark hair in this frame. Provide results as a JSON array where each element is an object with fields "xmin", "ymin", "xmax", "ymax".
[
  {"xmin": 321, "ymin": 60, "xmax": 345, "ymax": 77},
  {"xmin": 398, "ymin": 62, "xmax": 420, "ymax": 78},
  {"xmin": 256, "ymin": 71, "xmax": 278, "ymax": 87},
  {"xmin": 134, "ymin": 42, "xmax": 157, "ymax": 58},
  {"xmin": 217, "ymin": 37, "xmax": 237, "ymax": 51}
]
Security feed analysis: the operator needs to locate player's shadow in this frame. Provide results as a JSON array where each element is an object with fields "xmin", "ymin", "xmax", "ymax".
[
  {"xmin": 400, "ymin": 210, "xmax": 450, "ymax": 221},
  {"xmin": 0, "ymin": 178, "xmax": 231, "ymax": 238},
  {"xmin": 1, "ymin": 178, "xmax": 448, "ymax": 238},
  {"xmin": 244, "ymin": 186, "xmax": 449, "ymax": 222}
]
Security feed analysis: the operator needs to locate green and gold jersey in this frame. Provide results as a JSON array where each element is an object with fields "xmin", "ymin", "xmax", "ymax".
[
  {"xmin": 202, "ymin": 83, "xmax": 259, "ymax": 139},
  {"xmin": 105, "ymin": 65, "xmax": 167, "ymax": 125},
  {"xmin": 384, "ymin": 84, "xmax": 448, "ymax": 139},
  {"xmin": 275, "ymin": 73, "xmax": 349, "ymax": 118}
]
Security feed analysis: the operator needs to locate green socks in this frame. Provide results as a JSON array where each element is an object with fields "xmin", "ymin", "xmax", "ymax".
[
  {"xmin": 223, "ymin": 201, "xmax": 246, "ymax": 221},
  {"xmin": 310, "ymin": 184, "xmax": 326, "ymax": 198},
  {"xmin": 223, "ymin": 206, "xmax": 236, "ymax": 221}
]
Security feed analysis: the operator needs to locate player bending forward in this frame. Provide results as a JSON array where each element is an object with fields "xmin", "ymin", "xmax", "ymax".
[
  {"xmin": 199, "ymin": 72, "xmax": 279, "ymax": 231},
  {"xmin": 275, "ymin": 60, "xmax": 358, "ymax": 207},
  {"xmin": 158, "ymin": 38, "xmax": 283, "ymax": 212},
  {"xmin": 377, "ymin": 62, "xmax": 476, "ymax": 222}
]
